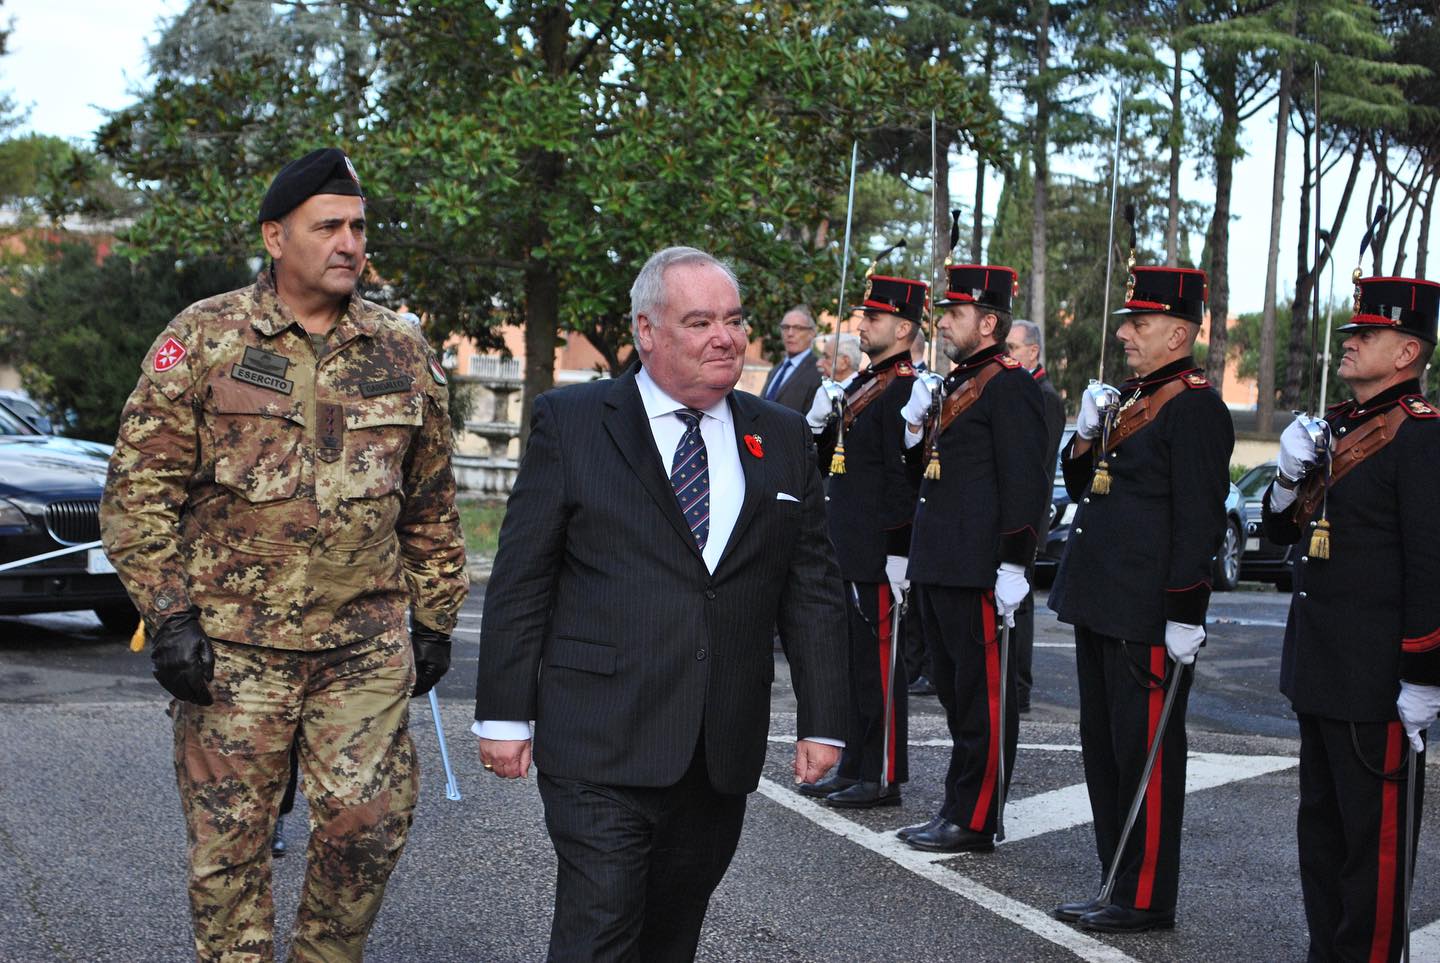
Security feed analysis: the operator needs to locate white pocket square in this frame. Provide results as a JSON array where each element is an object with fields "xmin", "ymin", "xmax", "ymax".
[{"xmin": 775, "ymin": 492, "xmax": 800, "ymax": 503}]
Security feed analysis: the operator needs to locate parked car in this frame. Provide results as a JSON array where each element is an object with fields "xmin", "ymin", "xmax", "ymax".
[
  {"xmin": 0, "ymin": 390, "xmax": 52, "ymax": 434},
  {"xmin": 0, "ymin": 403, "xmax": 137, "ymax": 633},
  {"xmin": 1035, "ymin": 427, "xmax": 1247, "ymax": 592},
  {"xmin": 1236, "ymin": 461, "xmax": 1295, "ymax": 590}
]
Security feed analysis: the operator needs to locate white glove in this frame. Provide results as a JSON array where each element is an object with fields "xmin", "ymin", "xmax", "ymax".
[
  {"xmin": 1075, "ymin": 387, "xmax": 1104, "ymax": 440},
  {"xmin": 805, "ymin": 385, "xmax": 832, "ymax": 431},
  {"xmin": 884, "ymin": 554, "xmax": 909, "ymax": 603},
  {"xmin": 993, "ymin": 562, "xmax": 1029, "ymax": 628},
  {"xmin": 1277, "ymin": 416, "xmax": 1321, "ymax": 483},
  {"xmin": 1267, "ymin": 479, "xmax": 1298, "ymax": 513},
  {"xmin": 1397, "ymin": 682, "xmax": 1440, "ymax": 752},
  {"xmin": 901, "ymin": 377, "xmax": 932, "ymax": 428},
  {"xmin": 1164, "ymin": 620, "xmax": 1205, "ymax": 665}
]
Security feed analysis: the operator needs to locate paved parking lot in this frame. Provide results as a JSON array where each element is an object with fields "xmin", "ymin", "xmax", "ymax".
[{"xmin": 1, "ymin": 587, "xmax": 1436, "ymax": 962}]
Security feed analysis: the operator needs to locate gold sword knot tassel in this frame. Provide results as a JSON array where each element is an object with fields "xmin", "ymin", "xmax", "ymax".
[
  {"xmin": 1091, "ymin": 457, "xmax": 1113, "ymax": 495},
  {"xmin": 1309, "ymin": 516, "xmax": 1331, "ymax": 560}
]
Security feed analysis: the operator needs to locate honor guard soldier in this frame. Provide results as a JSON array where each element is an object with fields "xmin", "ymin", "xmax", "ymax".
[
  {"xmin": 1048, "ymin": 265, "xmax": 1234, "ymax": 932},
  {"xmin": 798, "ymin": 275, "xmax": 925, "ymax": 807},
  {"xmin": 896, "ymin": 265, "xmax": 1049, "ymax": 852},
  {"xmin": 1263, "ymin": 275, "xmax": 1440, "ymax": 962},
  {"xmin": 100, "ymin": 149, "xmax": 469, "ymax": 961}
]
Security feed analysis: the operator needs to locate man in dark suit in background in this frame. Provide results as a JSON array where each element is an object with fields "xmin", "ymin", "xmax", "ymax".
[
  {"xmin": 759, "ymin": 304, "xmax": 823, "ymax": 412},
  {"xmin": 1005, "ymin": 319, "xmax": 1066, "ymax": 712},
  {"xmin": 473, "ymin": 247, "xmax": 848, "ymax": 963}
]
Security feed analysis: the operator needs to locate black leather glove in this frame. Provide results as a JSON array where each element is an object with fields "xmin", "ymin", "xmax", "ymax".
[
  {"xmin": 150, "ymin": 607, "xmax": 215, "ymax": 706},
  {"xmin": 411, "ymin": 620, "xmax": 452, "ymax": 697}
]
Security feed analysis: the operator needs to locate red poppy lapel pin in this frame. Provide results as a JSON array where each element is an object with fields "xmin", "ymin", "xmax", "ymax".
[{"xmin": 744, "ymin": 434, "xmax": 764, "ymax": 458}]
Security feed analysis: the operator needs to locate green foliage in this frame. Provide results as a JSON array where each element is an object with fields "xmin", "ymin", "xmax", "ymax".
[
  {"xmin": 0, "ymin": 135, "xmax": 136, "ymax": 224},
  {"xmin": 0, "ymin": 243, "xmax": 252, "ymax": 440},
  {"xmin": 457, "ymin": 498, "xmax": 507, "ymax": 557}
]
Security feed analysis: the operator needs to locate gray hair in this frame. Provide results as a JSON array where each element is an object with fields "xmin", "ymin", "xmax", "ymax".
[
  {"xmin": 834, "ymin": 332, "xmax": 863, "ymax": 372},
  {"xmin": 1011, "ymin": 318, "xmax": 1042, "ymax": 350},
  {"xmin": 783, "ymin": 304, "xmax": 815, "ymax": 328},
  {"xmin": 630, "ymin": 246, "xmax": 740, "ymax": 339}
]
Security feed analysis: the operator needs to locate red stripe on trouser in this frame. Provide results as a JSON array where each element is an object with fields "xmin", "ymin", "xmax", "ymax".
[
  {"xmin": 970, "ymin": 593, "xmax": 1001, "ymax": 832},
  {"xmin": 1369, "ymin": 722, "xmax": 1404, "ymax": 963},
  {"xmin": 877, "ymin": 585, "xmax": 895, "ymax": 785},
  {"xmin": 1135, "ymin": 646, "xmax": 1167, "ymax": 909}
]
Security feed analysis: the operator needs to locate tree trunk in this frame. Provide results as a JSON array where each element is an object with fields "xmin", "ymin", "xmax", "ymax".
[
  {"xmin": 518, "ymin": 4, "xmax": 570, "ymax": 448},
  {"xmin": 1204, "ymin": 70, "xmax": 1239, "ymax": 388},
  {"xmin": 1029, "ymin": 1, "xmax": 1051, "ymax": 327},
  {"xmin": 936, "ymin": 128, "xmax": 952, "ymax": 280},
  {"xmin": 1417, "ymin": 166, "xmax": 1438, "ymax": 277},
  {"xmin": 1258, "ymin": 59, "xmax": 1292, "ymax": 436}
]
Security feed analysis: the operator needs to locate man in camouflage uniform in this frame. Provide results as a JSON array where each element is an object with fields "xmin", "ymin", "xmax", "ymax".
[{"xmin": 100, "ymin": 148, "xmax": 468, "ymax": 962}]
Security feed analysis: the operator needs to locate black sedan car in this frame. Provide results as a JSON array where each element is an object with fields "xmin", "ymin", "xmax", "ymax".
[
  {"xmin": 1237, "ymin": 461, "xmax": 1295, "ymax": 590},
  {"xmin": 1036, "ymin": 429, "xmax": 1247, "ymax": 592},
  {"xmin": 0, "ymin": 404, "xmax": 137, "ymax": 633}
]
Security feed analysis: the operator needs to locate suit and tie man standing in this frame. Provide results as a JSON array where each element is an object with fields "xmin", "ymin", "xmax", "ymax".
[
  {"xmin": 473, "ymin": 247, "xmax": 849, "ymax": 963},
  {"xmin": 1263, "ymin": 275, "xmax": 1440, "ymax": 962},
  {"xmin": 798, "ymin": 276, "xmax": 926, "ymax": 809},
  {"xmin": 760, "ymin": 304, "xmax": 824, "ymax": 412},
  {"xmin": 897, "ymin": 265, "xmax": 1050, "ymax": 854},
  {"xmin": 1003, "ymin": 318, "xmax": 1067, "ymax": 713},
  {"xmin": 1048, "ymin": 266, "xmax": 1234, "ymax": 933}
]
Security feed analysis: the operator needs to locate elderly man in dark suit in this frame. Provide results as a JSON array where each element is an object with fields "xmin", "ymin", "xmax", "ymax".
[
  {"xmin": 759, "ymin": 304, "xmax": 824, "ymax": 412},
  {"xmin": 473, "ymin": 246, "xmax": 848, "ymax": 963}
]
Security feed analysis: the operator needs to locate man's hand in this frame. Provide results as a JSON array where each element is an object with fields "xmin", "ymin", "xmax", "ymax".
[
  {"xmin": 1164, "ymin": 621, "xmax": 1205, "ymax": 665},
  {"xmin": 1397, "ymin": 682, "xmax": 1440, "ymax": 753},
  {"xmin": 993, "ymin": 563, "xmax": 1029, "ymax": 628},
  {"xmin": 479, "ymin": 738, "xmax": 533, "ymax": 779},
  {"xmin": 794, "ymin": 739, "xmax": 841, "ymax": 785},
  {"xmin": 1278, "ymin": 415, "xmax": 1324, "ymax": 484},
  {"xmin": 884, "ymin": 554, "xmax": 909, "ymax": 605},
  {"xmin": 901, "ymin": 377, "xmax": 934, "ymax": 428},
  {"xmin": 1075, "ymin": 385, "xmax": 1106, "ymax": 440},
  {"xmin": 410, "ymin": 620, "xmax": 452, "ymax": 697},
  {"xmin": 150, "ymin": 607, "xmax": 215, "ymax": 705},
  {"xmin": 805, "ymin": 385, "xmax": 833, "ymax": 431}
]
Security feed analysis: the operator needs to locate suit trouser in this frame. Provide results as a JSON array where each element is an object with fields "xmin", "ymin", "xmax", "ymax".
[
  {"xmin": 917, "ymin": 584, "xmax": 1017, "ymax": 834},
  {"xmin": 1074, "ymin": 625, "xmax": 1191, "ymax": 914},
  {"xmin": 538, "ymin": 739, "xmax": 747, "ymax": 963},
  {"xmin": 902, "ymin": 599, "xmax": 930, "ymax": 684},
  {"xmin": 172, "ymin": 632, "xmax": 418, "ymax": 963},
  {"xmin": 1297, "ymin": 713, "xmax": 1425, "ymax": 963},
  {"xmin": 836, "ymin": 580, "xmax": 908, "ymax": 784}
]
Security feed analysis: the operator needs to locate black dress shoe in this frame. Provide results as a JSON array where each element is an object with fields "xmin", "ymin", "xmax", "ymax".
[
  {"xmin": 903, "ymin": 819, "xmax": 994, "ymax": 853},
  {"xmin": 271, "ymin": 816, "xmax": 287, "ymax": 858},
  {"xmin": 823, "ymin": 781, "xmax": 902, "ymax": 809},
  {"xmin": 896, "ymin": 815, "xmax": 943, "ymax": 841},
  {"xmin": 797, "ymin": 774, "xmax": 857, "ymax": 799},
  {"xmin": 1053, "ymin": 897, "xmax": 1103, "ymax": 922},
  {"xmin": 907, "ymin": 675, "xmax": 936, "ymax": 696},
  {"xmin": 1077, "ymin": 904, "xmax": 1175, "ymax": 933}
]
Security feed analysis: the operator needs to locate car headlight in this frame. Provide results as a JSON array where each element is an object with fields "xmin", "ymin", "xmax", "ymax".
[
  {"xmin": 0, "ymin": 498, "xmax": 27, "ymax": 527},
  {"xmin": 1061, "ymin": 502, "xmax": 1078, "ymax": 526}
]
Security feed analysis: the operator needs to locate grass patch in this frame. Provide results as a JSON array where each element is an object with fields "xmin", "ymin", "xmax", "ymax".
[{"xmin": 458, "ymin": 498, "xmax": 508, "ymax": 557}]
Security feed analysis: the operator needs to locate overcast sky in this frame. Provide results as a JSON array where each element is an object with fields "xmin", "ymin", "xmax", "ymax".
[{"xmin": 4, "ymin": 0, "xmax": 1421, "ymax": 321}]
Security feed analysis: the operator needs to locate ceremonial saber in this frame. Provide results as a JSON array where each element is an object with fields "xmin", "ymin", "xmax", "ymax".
[
  {"xmin": 995, "ymin": 617, "xmax": 1011, "ymax": 842},
  {"xmin": 1097, "ymin": 656, "xmax": 1186, "ymax": 905},
  {"xmin": 1098, "ymin": 84, "xmax": 1126, "ymax": 381},
  {"xmin": 427, "ymin": 690, "xmax": 463, "ymax": 802},
  {"xmin": 880, "ymin": 587, "xmax": 905, "ymax": 794},
  {"xmin": 1403, "ymin": 745, "xmax": 1418, "ymax": 962},
  {"xmin": 1308, "ymin": 63, "xmax": 1323, "ymax": 414},
  {"xmin": 831, "ymin": 139, "xmax": 860, "ymax": 375}
]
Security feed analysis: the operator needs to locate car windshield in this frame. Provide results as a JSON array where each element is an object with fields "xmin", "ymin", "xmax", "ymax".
[
  {"xmin": 1237, "ymin": 462, "xmax": 1277, "ymax": 498},
  {"xmin": 0, "ymin": 403, "xmax": 38, "ymax": 436}
]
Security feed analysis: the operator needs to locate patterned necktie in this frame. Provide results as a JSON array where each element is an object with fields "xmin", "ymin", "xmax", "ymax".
[
  {"xmin": 670, "ymin": 408, "xmax": 710, "ymax": 550},
  {"xmin": 765, "ymin": 359, "xmax": 792, "ymax": 400}
]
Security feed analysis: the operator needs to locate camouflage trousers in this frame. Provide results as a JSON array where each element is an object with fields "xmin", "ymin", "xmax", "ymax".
[{"xmin": 171, "ymin": 630, "xmax": 418, "ymax": 963}]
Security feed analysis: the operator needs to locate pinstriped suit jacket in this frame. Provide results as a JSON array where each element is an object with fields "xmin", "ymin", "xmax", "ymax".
[{"xmin": 474, "ymin": 369, "xmax": 848, "ymax": 794}]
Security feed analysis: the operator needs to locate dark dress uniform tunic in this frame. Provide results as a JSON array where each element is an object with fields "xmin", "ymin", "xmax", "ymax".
[
  {"xmin": 817, "ymin": 351, "xmax": 918, "ymax": 784},
  {"xmin": 1048, "ymin": 356, "xmax": 1234, "ymax": 914},
  {"xmin": 1262, "ymin": 378, "xmax": 1440, "ymax": 963},
  {"xmin": 1014, "ymin": 365, "xmax": 1067, "ymax": 710},
  {"xmin": 907, "ymin": 343, "xmax": 1049, "ymax": 834}
]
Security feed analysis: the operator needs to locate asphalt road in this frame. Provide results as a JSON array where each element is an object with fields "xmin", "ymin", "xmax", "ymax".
[{"xmin": 2, "ymin": 583, "xmax": 1437, "ymax": 962}]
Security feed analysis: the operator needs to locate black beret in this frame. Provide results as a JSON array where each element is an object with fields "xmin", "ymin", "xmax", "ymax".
[{"xmin": 257, "ymin": 148, "xmax": 364, "ymax": 223}]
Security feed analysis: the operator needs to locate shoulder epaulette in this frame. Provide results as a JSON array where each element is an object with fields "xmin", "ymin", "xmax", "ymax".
[
  {"xmin": 995, "ymin": 354, "xmax": 1021, "ymax": 369},
  {"xmin": 1400, "ymin": 394, "xmax": 1439, "ymax": 419},
  {"xmin": 1181, "ymin": 371, "xmax": 1211, "ymax": 389},
  {"xmin": 896, "ymin": 360, "xmax": 915, "ymax": 377}
]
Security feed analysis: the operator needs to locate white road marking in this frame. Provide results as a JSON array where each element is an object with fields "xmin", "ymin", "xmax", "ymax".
[
  {"xmin": 1035, "ymin": 641, "xmax": 1075, "ymax": 649},
  {"xmin": 1412, "ymin": 918, "xmax": 1440, "ymax": 958},
  {"xmin": 756, "ymin": 778, "xmax": 1141, "ymax": 963}
]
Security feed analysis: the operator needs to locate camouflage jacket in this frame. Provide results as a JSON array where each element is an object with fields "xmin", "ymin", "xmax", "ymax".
[{"xmin": 100, "ymin": 271, "xmax": 468, "ymax": 650}]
